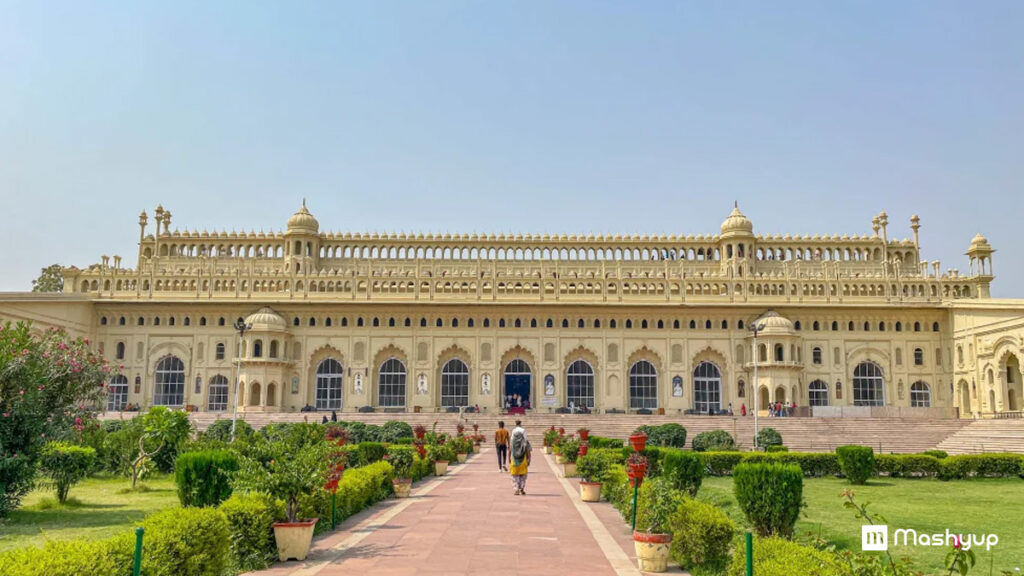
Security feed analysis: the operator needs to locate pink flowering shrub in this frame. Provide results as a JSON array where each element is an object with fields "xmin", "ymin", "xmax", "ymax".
[{"xmin": 0, "ymin": 322, "xmax": 108, "ymax": 516}]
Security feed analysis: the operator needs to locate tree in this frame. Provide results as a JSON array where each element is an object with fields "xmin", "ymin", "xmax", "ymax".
[
  {"xmin": 126, "ymin": 407, "xmax": 192, "ymax": 488},
  {"xmin": 31, "ymin": 264, "xmax": 64, "ymax": 293},
  {"xmin": 0, "ymin": 322, "xmax": 109, "ymax": 516},
  {"xmin": 38, "ymin": 442, "xmax": 96, "ymax": 503}
]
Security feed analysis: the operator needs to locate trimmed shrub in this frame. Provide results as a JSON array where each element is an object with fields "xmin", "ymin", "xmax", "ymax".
[
  {"xmin": 648, "ymin": 423, "xmax": 688, "ymax": 448},
  {"xmin": 139, "ymin": 507, "xmax": 229, "ymax": 576},
  {"xmin": 219, "ymin": 492, "xmax": 283, "ymax": 572},
  {"xmin": 692, "ymin": 430, "xmax": 735, "ymax": 452},
  {"xmin": 701, "ymin": 451, "xmax": 745, "ymax": 476},
  {"xmin": 938, "ymin": 454, "xmax": 1024, "ymax": 480},
  {"xmin": 379, "ymin": 420, "xmax": 414, "ymax": 443},
  {"xmin": 733, "ymin": 462, "xmax": 803, "ymax": 537},
  {"xmin": 668, "ymin": 498, "xmax": 735, "ymax": 575},
  {"xmin": 175, "ymin": 450, "xmax": 239, "ymax": 507},
  {"xmin": 923, "ymin": 449, "xmax": 948, "ymax": 459},
  {"xmin": 202, "ymin": 419, "xmax": 254, "ymax": 442},
  {"xmin": 588, "ymin": 436, "xmax": 624, "ymax": 449},
  {"xmin": 766, "ymin": 445, "xmax": 789, "ymax": 453},
  {"xmin": 741, "ymin": 452, "xmax": 840, "ymax": 478},
  {"xmin": 661, "ymin": 449, "xmax": 704, "ymax": 496},
  {"xmin": 386, "ymin": 445, "xmax": 416, "ymax": 479},
  {"xmin": 601, "ymin": 465, "xmax": 632, "ymax": 517},
  {"xmin": 576, "ymin": 451, "xmax": 614, "ymax": 483},
  {"xmin": 410, "ymin": 455, "xmax": 432, "ymax": 481},
  {"xmin": 0, "ymin": 533, "xmax": 134, "ymax": 576},
  {"xmin": 635, "ymin": 477, "xmax": 684, "ymax": 534},
  {"xmin": 355, "ymin": 442, "xmax": 388, "ymax": 466},
  {"xmin": 836, "ymin": 446, "xmax": 875, "ymax": 485},
  {"xmin": 756, "ymin": 427, "xmax": 783, "ymax": 449},
  {"xmin": 38, "ymin": 442, "xmax": 96, "ymax": 503},
  {"xmin": 560, "ymin": 436, "xmax": 582, "ymax": 464},
  {"xmin": 727, "ymin": 536, "xmax": 844, "ymax": 576},
  {"xmin": 875, "ymin": 454, "xmax": 940, "ymax": 478}
]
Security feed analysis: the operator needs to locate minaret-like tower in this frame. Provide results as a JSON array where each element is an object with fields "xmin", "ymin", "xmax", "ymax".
[
  {"xmin": 966, "ymin": 233, "xmax": 995, "ymax": 298},
  {"xmin": 284, "ymin": 200, "xmax": 321, "ymax": 274}
]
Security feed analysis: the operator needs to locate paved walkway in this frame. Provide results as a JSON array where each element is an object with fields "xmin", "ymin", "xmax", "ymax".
[{"xmin": 247, "ymin": 445, "xmax": 654, "ymax": 576}]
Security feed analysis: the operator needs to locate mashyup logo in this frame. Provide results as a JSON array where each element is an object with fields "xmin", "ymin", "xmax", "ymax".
[{"xmin": 861, "ymin": 525, "xmax": 1000, "ymax": 552}]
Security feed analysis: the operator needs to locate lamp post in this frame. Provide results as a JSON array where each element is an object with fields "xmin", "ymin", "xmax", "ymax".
[
  {"xmin": 749, "ymin": 319, "xmax": 766, "ymax": 450},
  {"xmin": 231, "ymin": 319, "xmax": 252, "ymax": 442}
]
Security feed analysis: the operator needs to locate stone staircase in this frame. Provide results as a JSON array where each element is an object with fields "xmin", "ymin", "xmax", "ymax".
[
  {"xmin": 935, "ymin": 419, "xmax": 1024, "ymax": 454},
  {"xmin": 129, "ymin": 411, "xmax": 973, "ymax": 454}
]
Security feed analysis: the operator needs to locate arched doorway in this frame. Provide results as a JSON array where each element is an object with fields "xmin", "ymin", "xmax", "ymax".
[
  {"xmin": 249, "ymin": 382, "xmax": 261, "ymax": 406},
  {"xmin": 759, "ymin": 386, "xmax": 770, "ymax": 412},
  {"xmin": 959, "ymin": 380, "xmax": 971, "ymax": 415},
  {"xmin": 504, "ymin": 359, "xmax": 532, "ymax": 409},
  {"xmin": 266, "ymin": 383, "xmax": 277, "ymax": 407},
  {"xmin": 774, "ymin": 386, "xmax": 786, "ymax": 403},
  {"xmin": 1007, "ymin": 355, "xmax": 1022, "ymax": 411},
  {"xmin": 988, "ymin": 390, "xmax": 996, "ymax": 413}
]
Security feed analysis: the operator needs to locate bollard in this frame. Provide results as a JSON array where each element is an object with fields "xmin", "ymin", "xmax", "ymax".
[
  {"xmin": 331, "ymin": 492, "xmax": 337, "ymax": 530},
  {"xmin": 133, "ymin": 527, "xmax": 144, "ymax": 576},
  {"xmin": 745, "ymin": 531, "xmax": 753, "ymax": 576}
]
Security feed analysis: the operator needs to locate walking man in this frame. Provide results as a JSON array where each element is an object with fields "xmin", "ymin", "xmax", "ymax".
[
  {"xmin": 495, "ymin": 420, "xmax": 510, "ymax": 472},
  {"xmin": 509, "ymin": 420, "xmax": 531, "ymax": 495}
]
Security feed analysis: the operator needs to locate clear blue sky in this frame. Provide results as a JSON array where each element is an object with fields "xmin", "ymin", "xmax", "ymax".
[{"xmin": 2, "ymin": 1, "xmax": 1022, "ymax": 295}]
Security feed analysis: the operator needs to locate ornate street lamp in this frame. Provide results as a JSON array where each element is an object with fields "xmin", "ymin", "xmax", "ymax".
[
  {"xmin": 749, "ymin": 317, "xmax": 767, "ymax": 449},
  {"xmin": 231, "ymin": 318, "xmax": 253, "ymax": 441}
]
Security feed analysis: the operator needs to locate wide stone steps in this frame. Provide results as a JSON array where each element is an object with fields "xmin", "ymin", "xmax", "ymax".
[
  {"xmin": 121, "ymin": 411, "xmax": 974, "ymax": 454},
  {"xmin": 935, "ymin": 419, "xmax": 1024, "ymax": 454}
]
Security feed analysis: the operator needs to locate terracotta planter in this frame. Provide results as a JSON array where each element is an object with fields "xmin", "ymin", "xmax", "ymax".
[
  {"xmin": 272, "ymin": 519, "xmax": 318, "ymax": 561},
  {"xmin": 578, "ymin": 430, "xmax": 590, "ymax": 441},
  {"xmin": 633, "ymin": 531, "xmax": 673, "ymax": 572},
  {"xmin": 580, "ymin": 481, "xmax": 602, "ymax": 502},
  {"xmin": 561, "ymin": 462, "xmax": 576, "ymax": 478},
  {"xmin": 393, "ymin": 478, "xmax": 412, "ymax": 498},
  {"xmin": 456, "ymin": 452, "xmax": 468, "ymax": 464},
  {"xmin": 434, "ymin": 460, "xmax": 449, "ymax": 476},
  {"xmin": 473, "ymin": 444, "xmax": 481, "ymax": 454},
  {"xmin": 578, "ymin": 444, "xmax": 589, "ymax": 457},
  {"xmin": 629, "ymin": 434, "xmax": 648, "ymax": 452},
  {"xmin": 628, "ymin": 462, "xmax": 647, "ymax": 480}
]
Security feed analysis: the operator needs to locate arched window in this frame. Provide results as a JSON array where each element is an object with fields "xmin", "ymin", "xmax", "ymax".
[
  {"xmin": 315, "ymin": 358, "xmax": 344, "ymax": 410},
  {"xmin": 253, "ymin": 339, "xmax": 263, "ymax": 358},
  {"xmin": 106, "ymin": 375, "xmax": 128, "ymax": 411},
  {"xmin": 774, "ymin": 344, "xmax": 784, "ymax": 362},
  {"xmin": 812, "ymin": 347, "xmax": 822, "ymax": 365},
  {"xmin": 693, "ymin": 361, "xmax": 722, "ymax": 414},
  {"xmin": 910, "ymin": 381, "xmax": 931, "ymax": 407},
  {"xmin": 269, "ymin": 340, "xmax": 279, "ymax": 358},
  {"xmin": 215, "ymin": 342, "xmax": 226, "ymax": 361},
  {"xmin": 567, "ymin": 360, "xmax": 595, "ymax": 409},
  {"xmin": 378, "ymin": 358, "xmax": 407, "ymax": 408},
  {"xmin": 442, "ymin": 359, "xmax": 470, "ymax": 408},
  {"xmin": 853, "ymin": 361, "xmax": 885, "ymax": 406},
  {"xmin": 629, "ymin": 360, "xmax": 657, "ymax": 410},
  {"xmin": 932, "ymin": 322, "xmax": 940, "ymax": 332},
  {"xmin": 115, "ymin": 342, "xmax": 126, "ymax": 360},
  {"xmin": 208, "ymin": 375, "xmax": 229, "ymax": 411},
  {"xmin": 808, "ymin": 380, "xmax": 829, "ymax": 407},
  {"xmin": 737, "ymin": 379, "xmax": 745, "ymax": 398},
  {"xmin": 154, "ymin": 356, "xmax": 185, "ymax": 406},
  {"xmin": 914, "ymin": 348, "xmax": 924, "ymax": 366}
]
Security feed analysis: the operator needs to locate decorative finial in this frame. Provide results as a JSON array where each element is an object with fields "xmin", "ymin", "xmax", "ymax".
[
  {"xmin": 302, "ymin": 198, "xmax": 306, "ymax": 208},
  {"xmin": 734, "ymin": 200, "xmax": 738, "ymax": 209}
]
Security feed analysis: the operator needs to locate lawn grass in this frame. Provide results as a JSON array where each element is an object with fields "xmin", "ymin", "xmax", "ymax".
[
  {"xmin": 699, "ymin": 476, "xmax": 1024, "ymax": 574},
  {"xmin": 0, "ymin": 473, "xmax": 179, "ymax": 552}
]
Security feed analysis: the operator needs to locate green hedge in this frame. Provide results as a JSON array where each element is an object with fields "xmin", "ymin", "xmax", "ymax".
[
  {"xmin": 0, "ymin": 533, "xmax": 133, "ymax": 576},
  {"xmin": 701, "ymin": 451, "xmax": 746, "ymax": 476},
  {"xmin": 139, "ymin": 507, "xmax": 230, "ymax": 576},
  {"xmin": 175, "ymin": 450, "xmax": 239, "ymax": 507},
  {"xmin": 661, "ymin": 449, "xmax": 704, "ymax": 496},
  {"xmin": 219, "ymin": 492, "xmax": 283, "ymax": 573},
  {"xmin": 647, "ymin": 423, "xmax": 688, "ymax": 448},
  {"xmin": 733, "ymin": 463, "xmax": 803, "ymax": 538},
  {"xmin": 601, "ymin": 465, "xmax": 633, "ymax": 518},
  {"xmin": 587, "ymin": 436, "xmax": 624, "ymax": 449},
  {"xmin": 692, "ymin": 430, "xmax": 736, "ymax": 452},
  {"xmin": 577, "ymin": 450, "xmax": 619, "ymax": 483},
  {"xmin": 938, "ymin": 454, "xmax": 1024, "ymax": 480},
  {"xmin": 355, "ymin": 442, "xmax": 387, "ymax": 466},
  {"xmin": 765, "ymin": 445, "xmax": 789, "ymax": 453},
  {"xmin": 699, "ymin": 451, "xmax": 840, "ymax": 478},
  {"xmin": 922, "ymin": 449, "xmax": 948, "ymax": 459},
  {"xmin": 378, "ymin": 421, "xmax": 414, "ymax": 443},
  {"xmin": 727, "ymin": 536, "xmax": 845, "ymax": 576},
  {"xmin": 668, "ymin": 498, "xmax": 735, "ymax": 574},
  {"xmin": 756, "ymin": 427, "xmax": 783, "ymax": 449},
  {"xmin": 875, "ymin": 454, "xmax": 941, "ymax": 478},
  {"xmin": 411, "ymin": 455, "xmax": 432, "ymax": 481},
  {"xmin": 836, "ymin": 446, "xmax": 875, "ymax": 485}
]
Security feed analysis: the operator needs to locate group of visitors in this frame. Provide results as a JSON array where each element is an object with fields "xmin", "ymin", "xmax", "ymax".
[
  {"xmin": 504, "ymin": 394, "xmax": 530, "ymax": 410},
  {"xmin": 736, "ymin": 402, "xmax": 798, "ymax": 416},
  {"xmin": 494, "ymin": 420, "xmax": 531, "ymax": 495}
]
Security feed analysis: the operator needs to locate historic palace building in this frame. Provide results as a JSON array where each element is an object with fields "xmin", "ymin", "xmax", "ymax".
[{"xmin": 2, "ymin": 203, "xmax": 1023, "ymax": 419}]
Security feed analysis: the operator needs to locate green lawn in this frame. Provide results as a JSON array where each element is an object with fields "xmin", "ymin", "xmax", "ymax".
[
  {"xmin": 699, "ymin": 476, "xmax": 1024, "ymax": 574},
  {"xmin": 0, "ymin": 473, "xmax": 179, "ymax": 553}
]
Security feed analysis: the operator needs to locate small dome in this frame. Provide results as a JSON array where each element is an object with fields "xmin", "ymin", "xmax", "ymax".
[
  {"xmin": 750, "ymin": 311, "xmax": 796, "ymax": 336},
  {"xmin": 970, "ymin": 233, "xmax": 990, "ymax": 248},
  {"xmin": 245, "ymin": 307, "xmax": 287, "ymax": 332},
  {"xmin": 287, "ymin": 201, "xmax": 319, "ymax": 234},
  {"xmin": 721, "ymin": 204, "xmax": 753, "ymax": 235}
]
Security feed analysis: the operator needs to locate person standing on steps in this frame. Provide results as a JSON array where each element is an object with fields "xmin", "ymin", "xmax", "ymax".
[
  {"xmin": 509, "ymin": 420, "xmax": 531, "ymax": 495},
  {"xmin": 495, "ymin": 420, "xmax": 510, "ymax": 472}
]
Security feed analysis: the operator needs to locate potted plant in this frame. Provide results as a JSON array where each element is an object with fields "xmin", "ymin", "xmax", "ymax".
[
  {"xmin": 560, "ymin": 436, "xmax": 581, "ymax": 477},
  {"xmin": 427, "ymin": 444, "xmax": 450, "ymax": 476},
  {"xmin": 543, "ymin": 427, "xmax": 559, "ymax": 454},
  {"xmin": 576, "ymin": 453, "xmax": 606, "ymax": 502},
  {"xmin": 578, "ymin": 442, "xmax": 589, "ymax": 457},
  {"xmin": 413, "ymin": 424, "xmax": 427, "ymax": 441},
  {"xmin": 629, "ymin": 428, "xmax": 648, "ymax": 452},
  {"xmin": 456, "ymin": 423, "xmax": 466, "ymax": 436},
  {"xmin": 453, "ymin": 436, "xmax": 471, "ymax": 464},
  {"xmin": 234, "ymin": 435, "xmax": 330, "ymax": 561},
  {"xmin": 577, "ymin": 427, "xmax": 590, "ymax": 442},
  {"xmin": 387, "ymin": 445, "xmax": 415, "ymax": 498},
  {"xmin": 472, "ymin": 433, "xmax": 483, "ymax": 453},
  {"xmin": 627, "ymin": 452, "xmax": 648, "ymax": 482},
  {"xmin": 633, "ymin": 478, "xmax": 678, "ymax": 572}
]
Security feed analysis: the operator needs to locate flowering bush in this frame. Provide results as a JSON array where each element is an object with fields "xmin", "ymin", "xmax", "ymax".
[
  {"xmin": 0, "ymin": 322, "xmax": 109, "ymax": 516},
  {"xmin": 233, "ymin": 434, "xmax": 331, "ymax": 523}
]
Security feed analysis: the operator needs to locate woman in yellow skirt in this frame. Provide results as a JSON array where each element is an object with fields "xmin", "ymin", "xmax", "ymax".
[{"xmin": 509, "ymin": 420, "xmax": 532, "ymax": 495}]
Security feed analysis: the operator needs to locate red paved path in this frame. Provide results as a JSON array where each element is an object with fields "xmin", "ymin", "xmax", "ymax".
[{"xmin": 245, "ymin": 446, "xmax": 661, "ymax": 576}]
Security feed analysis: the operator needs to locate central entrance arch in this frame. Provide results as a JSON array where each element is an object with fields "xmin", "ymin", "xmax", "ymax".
[{"xmin": 504, "ymin": 359, "xmax": 532, "ymax": 409}]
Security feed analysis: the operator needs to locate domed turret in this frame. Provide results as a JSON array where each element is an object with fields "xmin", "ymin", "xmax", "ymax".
[
  {"xmin": 286, "ymin": 200, "xmax": 319, "ymax": 235},
  {"xmin": 720, "ymin": 203, "xmax": 753, "ymax": 236},
  {"xmin": 751, "ymin": 311, "xmax": 796, "ymax": 336},
  {"xmin": 245, "ymin": 307, "xmax": 287, "ymax": 332}
]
